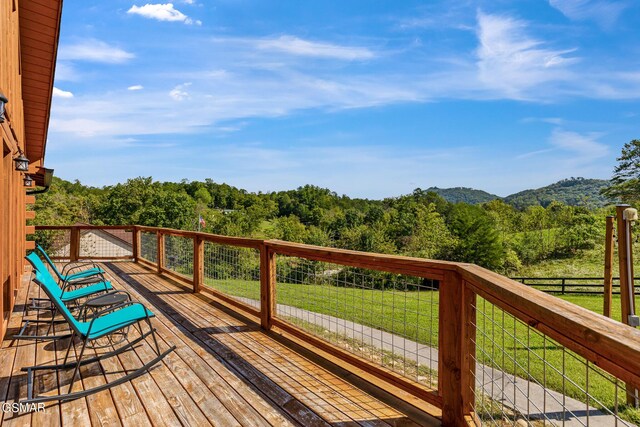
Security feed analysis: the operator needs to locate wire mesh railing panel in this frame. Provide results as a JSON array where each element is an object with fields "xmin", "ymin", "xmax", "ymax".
[
  {"xmin": 140, "ymin": 231, "xmax": 157, "ymax": 263},
  {"xmin": 34, "ymin": 229, "xmax": 71, "ymax": 259},
  {"xmin": 164, "ymin": 234, "xmax": 194, "ymax": 279},
  {"xmin": 78, "ymin": 228, "xmax": 133, "ymax": 259},
  {"xmin": 471, "ymin": 296, "xmax": 640, "ymax": 426},
  {"xmin": 274, "ymin": 255, "xmax": 440, "ymax": 389},
  {"xmin": 202, "ymin": 242, "xmax": 261, "ymax": 311}
]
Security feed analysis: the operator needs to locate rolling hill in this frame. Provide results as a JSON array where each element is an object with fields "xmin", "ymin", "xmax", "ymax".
[
  {"xmin": 503, "ymin": 178, "xmax": 613, "ymax": 209},
  {"xmin": 426, "ymin": 178, "xmax": 613, "ymax": 208},
  {"xmin": 425, "ymin": 187, "xmax": 500, "ymax": 204}
]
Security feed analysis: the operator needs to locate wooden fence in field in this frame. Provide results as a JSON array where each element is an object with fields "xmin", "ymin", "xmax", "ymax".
[{"xmin": 511, "ymin": 276, "xmax": 640, "ymax": 295}]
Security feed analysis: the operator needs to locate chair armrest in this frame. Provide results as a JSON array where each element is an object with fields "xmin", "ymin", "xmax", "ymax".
[
  {"xmin": 61, "ymin": 261, "xmax": 99, "ymax": 274},
  {"xmin": 61, "ymin": 270, "xmax": 107, "ymax": 291},
  {"xmin": 65, "ymin": 263, "xmax": 101, "ymax": 276}
]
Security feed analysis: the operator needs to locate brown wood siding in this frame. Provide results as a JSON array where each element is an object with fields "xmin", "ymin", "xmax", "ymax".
[
  {"xmin": 0, "ymin": 0, "xmax": 61, "ymax": 342},
  {"xmin": 1, "ymin": 0, "xmax": 25, "ymax": 343}
]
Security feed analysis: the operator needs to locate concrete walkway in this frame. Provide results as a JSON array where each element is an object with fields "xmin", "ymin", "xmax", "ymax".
[{"xmin": 231, "ymin": 296, "xmax": 634, "ymax": 426}]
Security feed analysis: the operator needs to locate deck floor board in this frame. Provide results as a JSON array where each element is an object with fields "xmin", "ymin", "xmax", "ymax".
[{"xmin": 0, "ymin": 261, "xmax": 439, "ymax": 427}]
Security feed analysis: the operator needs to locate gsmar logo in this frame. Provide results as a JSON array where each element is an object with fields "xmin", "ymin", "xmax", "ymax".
[{"xmin": 1, "ymin": 402, "xmax": 46, "ymax": 413}]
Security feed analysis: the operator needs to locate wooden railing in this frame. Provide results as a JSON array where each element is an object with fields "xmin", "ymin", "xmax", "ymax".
[
  {"xmin": 34, "ymin": 225, "xmax": 136, "ymax": 261},
  {"xmin": 33, "ymin": 225, "xmax": 640, "ymax": 426}
]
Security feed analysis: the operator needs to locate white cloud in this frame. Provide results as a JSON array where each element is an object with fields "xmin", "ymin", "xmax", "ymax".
[
  {"xmin": 515, "ymin": 128, "xmax": 609, "ymax": 164},
  {"xmin": 128, "ymin": 85, "xmax": 144, "ymax": 91},
  {"xmin": 520, "ymin": 117, "xmax": 565, "ymax": 125},
  {"xmin": 48, "ymin": 70, "xmax": 423, "ymax": 144},
  {"xmin": 252, "ymin": 36, "xmax": 375, "ymax": 60},
  {"xmin": 127, "ymin": 3, "xmax": 201, "ymax": 25},
  {"xmin": 515, "ymin": 148, "xmax": 555, "ymax": 160},
  {"xmin": 475, "ymin": 12, "xmax": 577, "ymax": 99},
  {"xmin": 50, "ymin": 118, "xmax": 114, "ymax": 138},
  {"xmin": 54, "ymin": 63, "xmax": 79, "ymax": 81},
  {"xmin": 59, "ymin": 39, "xmax": 135, "ymax": 63},
  {"xmin": 169, "ymin": 82, "xmax": 191, "ymax": 100},
  {"xmin": 549, "ymin": 0, "xmax": 627, "ymax": 28},
  {"xmin": 52, "ymin": 87, "xmax": 74, "ymax": 98},
  {"xmin": 549, "ymin": 129, "xmax": 608, "ymax": 161}
]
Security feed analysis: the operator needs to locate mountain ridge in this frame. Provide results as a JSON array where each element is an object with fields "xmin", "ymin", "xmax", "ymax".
[
  {"xmin": 425, "ymin": 186, "xmax": 500, "ymax": 205},
  {"xmin": 426, "ymin": 178, "xmax": 612, "ymax": 208}
]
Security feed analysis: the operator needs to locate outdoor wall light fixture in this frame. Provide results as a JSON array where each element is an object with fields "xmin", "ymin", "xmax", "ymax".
[
  {"xmin": 23, "ymin": 174, "xmax": 33, "ymax": 187},
  {"xmin": 0, "ymin": 92, "xmax": 7, "ymax": 123},
  {"xmin": 14, "ymin": 152, "xmax": 29, "ymax": 172}
]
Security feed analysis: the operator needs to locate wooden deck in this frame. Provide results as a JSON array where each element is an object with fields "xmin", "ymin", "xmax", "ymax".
[{"xmin": 0, "ymin": 261, "xmax": 439, "ymax": 426}]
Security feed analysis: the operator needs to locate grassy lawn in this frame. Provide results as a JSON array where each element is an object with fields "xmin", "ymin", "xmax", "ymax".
[
  {"xmin": 515, "ymin": 244, "xmax": 640, "ymax": 278},
  {"xmin": 205, "ymin": 276, "xmax": 640, "ymax": 423}
]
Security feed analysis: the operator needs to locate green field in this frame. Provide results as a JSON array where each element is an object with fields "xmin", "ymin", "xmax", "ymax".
[
  {"xmin": 515, "ymin": 243, "xmax": 640, "ymax": 278},
  {"xmin": 205, "ymin": 276, "xmax": 640, "ymax": 423}
]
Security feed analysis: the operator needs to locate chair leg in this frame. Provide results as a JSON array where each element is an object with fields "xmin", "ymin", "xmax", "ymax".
[
  {"xmin": 27, "ymin": 270, "xmax": 35, "ymax": 316},
  {"xmin": 146, "ymin": 318, "xmax": 162, "ymax": 356},
  {"xmin": 62, "ymin": 331, "xmax": 77, "ymax": 365},
  {"xmin": 43, "ymin": 306, "xmax": 59, "ymax": 338},
  {"xmin": 67, "ymin": 336, "xmax": 89, "ymax": 394},
  {"xmin": 135, "ymin": 321, "xmax": 144, "ymax": 337}
]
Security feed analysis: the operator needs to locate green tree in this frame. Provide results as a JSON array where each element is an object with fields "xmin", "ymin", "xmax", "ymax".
[
  {"xmin": 555, "ymin": 208, "xmax": 601, "ymax": 255},
  {"xmin": 602, "ymin": 139, "xmax": 640, "ymax": 203},
  {"xmin": 33, "ymin": 178, "xmax": 93, "ymax": 226},
  {"xmin": 194, "ymin": 187, "xmax": 212, "ymax": 206},
  {"xmin": 269, "ymin": 215, "xmax": 307, "ymax": 242},
  {"xmin": 447, "ymin": 204, "xmax": 505, "ymax": 270},
  {"xmin": 96, "ymin": 177, "xmax": 195, "ymax": 228},
  {"xmin": 339, "ymin": 224, "xmax": 396, "ymax": 254},
  {"xmin": 483, "ymin": 199, "xmax": 518, "ymax": 235},
  {"xmin": 304, "ymin": 225, "xmax": 332, "ymax": 246}
]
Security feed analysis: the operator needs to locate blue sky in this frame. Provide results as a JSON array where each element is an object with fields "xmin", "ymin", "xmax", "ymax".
[{"xmin": 48, "ymin": 0, "xmax": 640, "ymax": 198}]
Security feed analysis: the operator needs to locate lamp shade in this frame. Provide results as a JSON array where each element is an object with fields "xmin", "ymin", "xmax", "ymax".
[
  {"xmin": 14, "ymin": 153, "xmax": 29, "ymax": 171},
  {"xmin": 0, "ymin": 92, "xmax": 7, "ymax": 123},
  {"xmin": 23, "ymin": 175, "xmax": 33, "ymax": 187}
]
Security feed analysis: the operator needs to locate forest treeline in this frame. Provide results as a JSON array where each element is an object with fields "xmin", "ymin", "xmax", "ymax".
[{"xmin": 33, "ymin": 176, "xmax": 613, "ymax": 273}]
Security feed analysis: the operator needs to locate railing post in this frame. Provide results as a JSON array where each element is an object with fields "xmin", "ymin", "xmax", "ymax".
[
  {"xmin": 69, "ymin": 226, "xmax": 80, "ymax": 262},
  {"xmin": 439, "ymin": 271, "xmax": 476, "ymax": 426},
  {"xmin": 193, "ymin": 235, "xmax": 204, "ymax": 293},
  {"xmin": 604, "ymin": 216, "xmax": 615, "ymax": 318},
  {"xmin": 260, "ymin": 244, "xmax": 276, "ymax": 330},
  {"xmin": 157, "ymin": 231, "xmax": 165, "ymax": 274},
  {"xmin": 561, "ymin": 278, "xmax": 566, "ymax": 295},
  {"xmin": 132, "ymin": 226, "xmax": 140, "ymax": 263},
  {"xmin": 616, "ymin": 205, "xmax": 638, "ymax": 326},
  {"xmin": 616, "ymin": 204, "xmax": 639, "ymax": 406}
]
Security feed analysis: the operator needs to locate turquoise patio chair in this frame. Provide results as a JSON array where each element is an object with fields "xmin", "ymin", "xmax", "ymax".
[
  {"xmin": 15, "ymin": 252, "xmax": 116, "ymax": 341},
  {"xmin": 28, "ymin": 244, "xmax": 109, "ymax": 314},
  {"xmin": 36, "ymin": 244, "xmax": 106, "ymax": 286},
  {"xmin": 19, "ymin": 267, "xmax": 174, "ymax": 403}
]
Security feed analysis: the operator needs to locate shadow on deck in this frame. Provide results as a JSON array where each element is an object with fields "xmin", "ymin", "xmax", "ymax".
[{"xmin": 0, "ymin": 261, "xmax": 440, "ymax": 426}]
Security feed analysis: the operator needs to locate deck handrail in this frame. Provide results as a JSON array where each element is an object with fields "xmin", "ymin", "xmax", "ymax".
[{"xmin": 32, "ymin": 224, "xmax": 640, "ymax": 426}]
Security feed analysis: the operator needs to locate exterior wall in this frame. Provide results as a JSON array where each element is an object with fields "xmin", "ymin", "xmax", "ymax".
[{"xmin": 0, "ymin": 0, "xmax": 28, "ymax": 341}]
